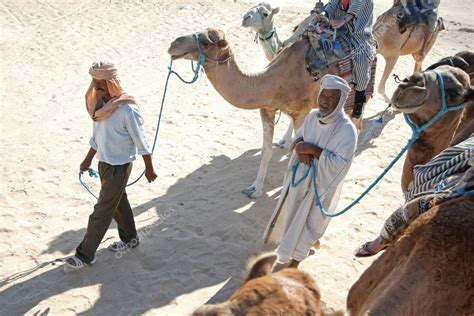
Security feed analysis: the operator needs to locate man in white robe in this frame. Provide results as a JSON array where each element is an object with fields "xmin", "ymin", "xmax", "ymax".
[{"xmin": 263, "ymin": 74, "xmax": 357, "ymax": 268}]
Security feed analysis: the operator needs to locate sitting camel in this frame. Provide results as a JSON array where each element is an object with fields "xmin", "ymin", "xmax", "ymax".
[
  {"xmin": 168, "ymin": 28, "xmax": 360, "ymax": 198},
  {"xmin": 347, "ymin": 167, "xmax": 473, "ymax": 314},
  {"xmin": 244, "ymin": 2, "xmax": 444, "ymax": 104},
  {"xmin": 192, "ymin": 253, "xmax": 341, "ymax": 315},
  {"xmin": 390, "ymin": 65, "xmax": 473, "ymax": 193}
]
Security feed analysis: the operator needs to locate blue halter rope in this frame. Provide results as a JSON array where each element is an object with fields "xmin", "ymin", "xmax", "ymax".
[
  {"xmin": 79, "ymin": 33, "xmax": 207, "ymax": 199},
  {"xmin": 291, "ymin": 71, "xmax": 468, "ymax": 217}
]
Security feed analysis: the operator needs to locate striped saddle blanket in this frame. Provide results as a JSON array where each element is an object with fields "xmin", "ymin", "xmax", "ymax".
[
  {"xmin": 304, "ymin": 33, "xmax": 376, "ymax": 113},
  {"xmin": 406, "ymin": 134, "xmax": 474, "ymax": 201}
]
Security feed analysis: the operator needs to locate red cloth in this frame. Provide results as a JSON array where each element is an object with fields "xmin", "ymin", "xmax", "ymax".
[{"xmin": 341, "ymin": 0, "xmax": 350, "ymax": 11}]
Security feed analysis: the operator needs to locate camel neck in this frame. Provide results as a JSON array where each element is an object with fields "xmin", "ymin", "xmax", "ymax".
[
  {"xmin": 203, "ymin": 50, "xmax": 277, "ymax": 110},
  {"xmin": 409, "ymin": 110, "xmax": 462, "ymax": 161}
]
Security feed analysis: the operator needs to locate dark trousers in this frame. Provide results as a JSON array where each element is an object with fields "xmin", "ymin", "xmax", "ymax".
[{"xmin": 76, "ymin": 161, "xmax": 138, "ymax": 263}]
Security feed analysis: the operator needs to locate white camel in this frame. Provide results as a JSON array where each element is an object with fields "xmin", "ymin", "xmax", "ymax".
[{"xmin": 242, "ymin": 2, "xmax": 294, "ymax": 149}]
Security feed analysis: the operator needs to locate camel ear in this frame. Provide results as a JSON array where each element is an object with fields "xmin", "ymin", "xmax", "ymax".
[
  {"xmin": 245, "ymin": 253, "xmax": 277, "ymax": 282},
  {"xmin": 218, "ymin": 39, "xmax": 228, "ymax": 49},
  {"xmin": 272, "ymin": 7, "xmax": 280, "ymax": 15}
]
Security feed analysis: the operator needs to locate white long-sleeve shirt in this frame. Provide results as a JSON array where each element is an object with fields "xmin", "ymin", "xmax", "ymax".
[{"xmin": 89, "ymin": 103, "xmax": 152, "ymax": 165}]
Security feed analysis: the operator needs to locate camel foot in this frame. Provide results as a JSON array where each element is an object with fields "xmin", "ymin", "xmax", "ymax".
[
  {"xmin": 377, "ymin": 88, "xmax": 391, "ymax": 104},
  {"xmin": 350, "ymin": 116, "xmax": 363, "ymax": 133},
  {"xmin": 242, "ymin": 185, "xmax": 263, "ymax": 198}
]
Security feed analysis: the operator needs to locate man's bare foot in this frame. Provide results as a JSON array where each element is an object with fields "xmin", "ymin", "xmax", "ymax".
[
  {"xmin": 288, "ymin": 259, "xmax": 300, "ymax": 268},
  {"xmin": 312, "ymin": 240, "xmax": 320, "ymax": 249},
  {"xmin": 272, "ymin": 262, "xmax": 289, "ymax": 272}
]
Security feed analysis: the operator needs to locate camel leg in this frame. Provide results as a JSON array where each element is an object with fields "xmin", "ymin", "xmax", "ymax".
[
  {"xmin": 242, "ymin": 108, "xmax": 276, "ymax": 198},
  {"xmin": 277, "ymin": 116, "xmax": 294, "ymax": 149},
  {"xmin": 377, "ymin": 56, "xmax": 399, "ymax": 104}
]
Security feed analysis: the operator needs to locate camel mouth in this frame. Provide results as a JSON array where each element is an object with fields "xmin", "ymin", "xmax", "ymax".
[
  {"xmin": 170, "ymin": 53, "xmax": 186, "ymax": 60},
  {"xmin": 391, "ymin": 103, "xmax": 425, "ymax": 114}
]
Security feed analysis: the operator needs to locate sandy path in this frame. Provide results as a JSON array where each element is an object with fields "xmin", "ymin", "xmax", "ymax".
[{"xmin": 1, "ymin": 0, "xmax": 472, "ymax": 314}]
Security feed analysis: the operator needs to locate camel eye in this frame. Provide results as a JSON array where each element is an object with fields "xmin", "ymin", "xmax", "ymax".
[
  {"xmin": 263, "ymin": 12, "xmax": 269, "ymax": 17},
  {"xmin": 448, "ymin": 90, "xmax": 460, "ymax": 98},
  {"xmin": 201, "ymin": 42, "xmax": 210, "ymax": 49}
]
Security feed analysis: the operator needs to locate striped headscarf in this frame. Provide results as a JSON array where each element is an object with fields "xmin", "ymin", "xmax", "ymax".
[{"xmin": 85, "ymin": 61, "xmax": 137, "ymax": 122}]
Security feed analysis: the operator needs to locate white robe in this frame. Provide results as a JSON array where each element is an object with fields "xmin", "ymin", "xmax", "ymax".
[{"xmin": 263, "ymin": 110, "xmax": 357, "ymax": 263}]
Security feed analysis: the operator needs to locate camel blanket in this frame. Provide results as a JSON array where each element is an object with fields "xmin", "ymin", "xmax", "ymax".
[
  {"xmin": 405, "ymin": 134, "xmax": 474, "ymax": 201},
  {"xmin": 263, "ymin": 75, "xmax": 357, "ymax": 263}
]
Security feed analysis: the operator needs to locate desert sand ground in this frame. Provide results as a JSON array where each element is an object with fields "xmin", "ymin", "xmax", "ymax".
[{"xmin": 1, "ymin": 0, "xmax": 472, "ymax": 315}]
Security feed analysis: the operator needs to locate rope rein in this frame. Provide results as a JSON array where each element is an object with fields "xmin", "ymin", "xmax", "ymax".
[{"xmin": 290, "ymin": 71, "xmax": 468, "ymax": 217}]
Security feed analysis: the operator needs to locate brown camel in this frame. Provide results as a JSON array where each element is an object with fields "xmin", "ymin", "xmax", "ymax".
[
  {"xmin": 347, "ymin": 194, "xmax": 474, "ymax": 315},
  {"xmin": 192, "ymin": 253, "xmax": 342, "ymax": 316},
  {"xmin": 425, "ymin": 51, "xmax": 474, "ymax": 145},
  {"xmin": 375, "ymin": 2, "xmax": 445, "ymax": 103},
  {"xmin": 168, "ymin": 28, "xmax": 351, "ymax": 198},
  {"xmin": 390, "ymin": 65, "xmax": 473, "ymax": 192},
  {"xmin": 450, "ymin": 51, "xmax": 474, "ymax": 146}
]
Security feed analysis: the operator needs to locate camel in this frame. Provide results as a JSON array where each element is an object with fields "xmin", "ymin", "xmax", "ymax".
[
  {"xmin": 241, "ymin": 2, "xmax": 282, "ymax": 62},
  {"xmin": 241, "ymin": 3, "xmax": 294, "ymax": 149},
  {"xmin": 243, "ymin": 2, "xmax": 445, "ymax": 104},
  {"xmin": 347, "ymin": 194, "xmax": 474, "ymax": 315},
  {"xmin": 192, "ymin": 253, "xmax": 342, "ymax": 315},
  {"xmin": 348, "ymin": 63, "xmax": 474, "ymax": 314},
  {"xmin": 390, "ymin": 65, "xmax": 473, "ymax": 192},
  {"xmin": 449, "ymin": 51, "xmax": 474, "ymax": 146},
  {"xmin": 375, "ymin": 2, "xmax": 445, "ymax": 103},
  {"xmin": 168, "ymin": 28, "xmax": 349, "ymax": 198},
  {"xmin": 425, "ymin": 51, "xmax": 474, "ymax": 146}
]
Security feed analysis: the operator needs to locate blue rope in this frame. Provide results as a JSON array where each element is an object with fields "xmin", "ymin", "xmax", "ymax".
[
  {"xmin": 290, "ymin": 71, "xmax": 467, "ymax": 217},
  {"xmin": 79, "ymin": 33, "xmax": 206, "ymax": 199}
]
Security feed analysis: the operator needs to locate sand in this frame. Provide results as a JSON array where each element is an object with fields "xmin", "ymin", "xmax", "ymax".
[{"xmin": 1, "ymin": 0, "xmax": 472, "ymax": 314}]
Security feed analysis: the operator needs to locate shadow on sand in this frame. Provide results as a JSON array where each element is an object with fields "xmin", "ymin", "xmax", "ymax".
[{"xmin": 0, "ymin": 112, "xmax": 394, "ymax": 314}]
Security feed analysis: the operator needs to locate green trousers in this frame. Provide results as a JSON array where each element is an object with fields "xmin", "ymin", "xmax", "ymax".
[{"xmin": 76, "ymin": 162, "xmax": 138, "ymax": 263}]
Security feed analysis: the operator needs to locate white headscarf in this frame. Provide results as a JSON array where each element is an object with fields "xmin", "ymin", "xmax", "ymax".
[{"xmin": 317, "ymin": 74, "xmax": 351, "ymax": 124}]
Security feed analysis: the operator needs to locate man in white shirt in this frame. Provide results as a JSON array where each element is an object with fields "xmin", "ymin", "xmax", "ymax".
[{"xmin": 65, "ymin": 61, "xmax": 157, "ymax": 270}]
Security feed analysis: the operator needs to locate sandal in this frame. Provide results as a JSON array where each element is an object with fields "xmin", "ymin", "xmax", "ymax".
[
  {"xmin": 354, "ymin": 242, "xmax": 387, "ymax": 258},
  {"xmin": 108, "ymin": 239, "xmax": 139, "ymax": 252},
  {"xmin": 64, "ymin": 255, "xmax": 96, "ymax": 271}
]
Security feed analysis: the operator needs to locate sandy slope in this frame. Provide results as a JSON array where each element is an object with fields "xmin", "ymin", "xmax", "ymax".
[{"xmin": 0, "ymin": 0, "xmax": 472, "ymax": 314}]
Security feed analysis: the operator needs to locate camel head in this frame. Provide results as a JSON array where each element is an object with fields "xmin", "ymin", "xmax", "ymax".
[
  {"xmin": 168, "ymin": 28, "xmax": 230, "ymax": 64},
  {"xmin": 390, "ymin": 66, "xmax": 474, "ymax": 121},
  {"xmin": 242, "ymin": 2, "xmax": 280, "ymax": 33},
  {"xmin": 192, "ymin": 253, "xmax": 329, "ymax": 315}
]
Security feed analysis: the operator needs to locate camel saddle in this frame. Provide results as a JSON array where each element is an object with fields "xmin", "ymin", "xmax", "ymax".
[
  {"xmin": 302, "ymin": 22, "xmax": 377, "ymax": 112},
  {"xmin": 397, "ymin": 5, "xmax": 443, "ymax": 34}
]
